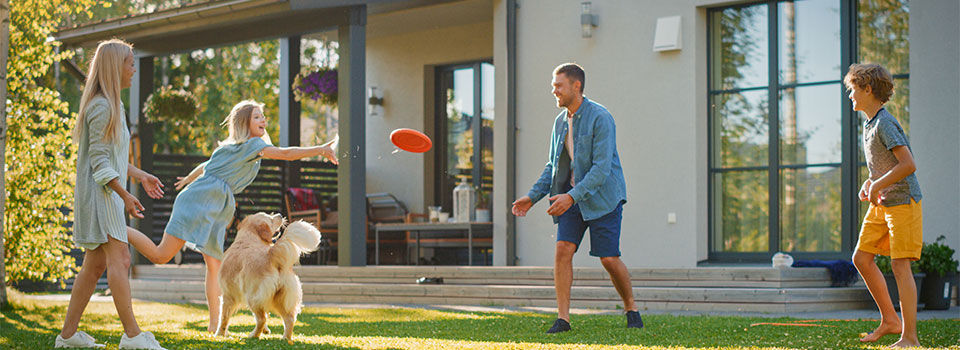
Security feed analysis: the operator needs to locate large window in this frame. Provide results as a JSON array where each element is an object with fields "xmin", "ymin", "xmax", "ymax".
[
  {"xmin": 708, "ymin": 0, "xmax": 909, "ymax": 261},
  {"xmin": 435, "ymin": 62, "xmax": 495, "ymax": 216}
]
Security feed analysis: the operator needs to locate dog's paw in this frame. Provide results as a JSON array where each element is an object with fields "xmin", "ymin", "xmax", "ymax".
[
  {"xmin": 262, "ymin": 326, "xmax": 271, "ymax": 334},
  {"xmin": 286, "ymin": 338, "xmax": 294, "ymax": 345}
]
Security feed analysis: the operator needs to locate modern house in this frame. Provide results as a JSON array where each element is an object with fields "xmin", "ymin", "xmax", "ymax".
[{"xmin": 55, "ymin": 0, "xmax": 958, "ymax": 310}]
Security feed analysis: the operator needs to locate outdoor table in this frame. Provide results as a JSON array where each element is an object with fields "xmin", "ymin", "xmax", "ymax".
[{"xmin": 373, "ymin": 222, "xmax": 493, "ymax": 265}]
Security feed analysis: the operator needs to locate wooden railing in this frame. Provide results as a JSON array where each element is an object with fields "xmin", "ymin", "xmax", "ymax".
[{"xmin": 136, "ymin": 154, "xmax": 337, "ymax": 264}]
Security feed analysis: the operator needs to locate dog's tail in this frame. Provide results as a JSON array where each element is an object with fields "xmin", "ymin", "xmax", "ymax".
[{"xmin": 270, "ymin": 220, "xmax": 322, "ymax": 269}]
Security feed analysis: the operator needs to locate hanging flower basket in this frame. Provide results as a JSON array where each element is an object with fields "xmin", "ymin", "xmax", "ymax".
[
  {"xmin": 292, "ymin": 66, "xmax": 338, "ymax": 106},
  {"xmin": 142, "ymin": 86, "xmax": 200, "ymax": 124}
]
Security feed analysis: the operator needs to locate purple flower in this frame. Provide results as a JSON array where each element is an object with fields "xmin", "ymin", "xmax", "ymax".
[{"xmin": 293, "ymin": 68, "xmax": 338, "ymax": 103}]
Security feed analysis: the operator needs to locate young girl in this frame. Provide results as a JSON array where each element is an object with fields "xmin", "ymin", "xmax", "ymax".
[
  {"xmin": 127, "ymin": 100, "xmax": 337, "ymax": 333},
  {"xmin": 57, "ymin": 39, "xmax": 167, "ymax": 349}
]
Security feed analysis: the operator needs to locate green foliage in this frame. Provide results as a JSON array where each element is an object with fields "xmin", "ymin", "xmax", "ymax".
[
  {"xmin": 143, "ymin": 86, "xmax": 201, "ymax": 155},
  {"xmin": 858, "ymin": 0, "xmax": 910, "ymax": 135},
  {"xmin": 919, "ymin": 235, "xmax": 959, "ymax": 278},
  {"xmin": 474, "ymin": 185, "xmax": 489, "ymax": 209},
  {"xmin": 142, "ymin": 86, "xmax": 199, "ymax": 124},
  {"xmin": 4, "ymin": 0, "xmax": 101, "ymax": 285},
  {"xmin": 57, "ymin": 7, "xmax": 341, "ymax": 155},
  {"xmin": 149, "ymin": 42, "xmax": 281, "ymax": 155}
]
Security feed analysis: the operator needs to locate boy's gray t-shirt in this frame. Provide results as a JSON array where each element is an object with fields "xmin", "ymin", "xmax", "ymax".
[{"xmin": 862, "ymin": 108, "xmax": 922, "ymax": 206}]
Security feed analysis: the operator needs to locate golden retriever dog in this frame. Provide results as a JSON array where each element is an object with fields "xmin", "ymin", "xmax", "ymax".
[{"xmin": 215, "ymin": 212, "xmax": 322, "ymax": 343}]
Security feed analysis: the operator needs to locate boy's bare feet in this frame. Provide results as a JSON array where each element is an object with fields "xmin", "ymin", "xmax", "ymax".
[
  {"xmin": 859, "ymin": 321, "xmax": 902, "ymax": 342},
  {"xmin": 889, "ymin": 338, "xmax": 921, "ymax": 348}
]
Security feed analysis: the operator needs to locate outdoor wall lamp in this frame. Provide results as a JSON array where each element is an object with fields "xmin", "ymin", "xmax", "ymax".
[
  {"xmin": 581, "ymin": 2, "xmax": 598, "ymax": 38},
  {"xmin": 368, "ymin": 86, "xmax": 384, "ymax": 117}
]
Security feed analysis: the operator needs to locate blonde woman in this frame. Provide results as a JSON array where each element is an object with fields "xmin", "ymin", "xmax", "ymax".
[
  {"xmin": 57, "ymin": 39, "xmax": 167, "ymax": 349},
  {"xmin": 127, "ymin": 100, "xmax": 337, "ymax": 333}
]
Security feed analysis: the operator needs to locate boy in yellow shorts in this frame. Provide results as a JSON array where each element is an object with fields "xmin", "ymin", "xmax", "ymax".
[{"xmin": 845, "ymin": 63, "xmax": 923, "ymax": 348}]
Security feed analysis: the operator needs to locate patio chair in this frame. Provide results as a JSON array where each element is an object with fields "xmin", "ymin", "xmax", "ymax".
[
  {"xmin": 366, "ymin": 193, "xmax": 416, "ymax": 264},
  {"xmin": 366, "ymin": 192, "xmax": 409, "ymax": 224},
  {"xmin": 283, "ymin": 187, "xmax": 322, "ymax": 227},
  {"xmin": 284, "ymin": 188, "xmax": 337, "ymax": 264}
]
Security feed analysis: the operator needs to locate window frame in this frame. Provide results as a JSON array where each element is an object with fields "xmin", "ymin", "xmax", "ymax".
[
  {"xmin": 433, "ymin": 60, "xmax": 495, "ymax": 215},
  {"xmin": 705, "ymin": 0, "xmax": 897, "ymax": 262}
]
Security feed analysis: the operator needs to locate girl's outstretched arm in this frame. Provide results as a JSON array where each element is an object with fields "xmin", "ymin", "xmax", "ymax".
[{"xmin": 261, "ymin": 137, "xmax": 338, "ymax": 163}]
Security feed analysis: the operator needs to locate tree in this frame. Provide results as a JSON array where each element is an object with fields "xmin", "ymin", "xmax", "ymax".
[
  {"xmin": 4, "ymin": 0, "xmax": 98, "ymax": 287},
  {"xmin": 150, "ymin": 41, "xmax": 282, "ymax": 155},
  {"xmin": 1, "ymin": 0, "xmax": 9, "ymax": 307}
]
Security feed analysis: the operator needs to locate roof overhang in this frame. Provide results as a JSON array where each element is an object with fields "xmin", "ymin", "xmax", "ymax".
[{"xmin": 55, "ymin": 0, "xmax": 441, "ymax": 55}]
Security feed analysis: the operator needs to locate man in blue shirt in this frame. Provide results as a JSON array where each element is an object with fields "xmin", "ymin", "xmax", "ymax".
[{"xmin": 512, "ymin": 63, "xmax": 642, "ymax": 333}]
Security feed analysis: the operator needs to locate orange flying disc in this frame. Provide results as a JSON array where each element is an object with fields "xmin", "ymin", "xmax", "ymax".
[{"xmin": 390, "ymin": 128, "xmax": 432, "ymax": 153}]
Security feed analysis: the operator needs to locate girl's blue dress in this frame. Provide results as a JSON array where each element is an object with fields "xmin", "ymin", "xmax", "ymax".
[{"xmin": 165, "ymin": 137, "xmax": 269, "ymax": 260}]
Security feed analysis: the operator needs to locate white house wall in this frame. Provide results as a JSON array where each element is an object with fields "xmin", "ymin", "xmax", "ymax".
[
  {"xmin": 910, "ymin": 0, "xmax": 960, "ymax": 260},
  {"xmin": 494, "ymin": 0, "xmax": 959, "ymax": 267},
  {"xmin": 366, "ymin": 17, "xmax": 493, "ymax": 212},
  {"xmin": 503, "ymin": 0, "xmax": 710, "ymax": 268}
]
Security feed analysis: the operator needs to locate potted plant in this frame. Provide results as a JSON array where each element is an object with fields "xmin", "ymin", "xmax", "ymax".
[
  {"xmin": 474, "ymin": 185, "xmax": 491, "ymax": 223},
  {"xmin": 292, "ymin": 66, "xmax": 338, "ymax": 106},
  {"xmin": 142, "ymin": 86, "xmax": 201, "ymax": 154},
  {"xmin": 918, "ymin": 235, "xmax": 959, "ymax": 310},
  {"xmin": 142, "ymin": 86, "xmax": 200, "ymax": 125},
  {"xmin": 875, "ymin": 254, "xmax": 924, "ymax": 310}
]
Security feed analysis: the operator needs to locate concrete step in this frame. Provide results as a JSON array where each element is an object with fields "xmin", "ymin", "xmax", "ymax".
[
  {"xmin": 133, "ymin": 264, "xmax": 835, "ymax": 288},
  {"xmin": 130, "ymin": 279, "xmax": 873, "ymax": 313}
]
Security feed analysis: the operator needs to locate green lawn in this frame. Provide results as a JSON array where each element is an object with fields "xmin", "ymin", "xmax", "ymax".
[{"xmin": 2, "ymin": 291, "xmax": 957, "ymax": 349}]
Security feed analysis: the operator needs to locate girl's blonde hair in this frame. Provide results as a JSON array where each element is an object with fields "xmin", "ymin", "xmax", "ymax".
[
  {"xmin": 74, "ymin": 39, "xmax": 133, "ymax": 144},
  {"xmin": 219, "ymin": 100, "xmax": 270, "ymax": 146}
]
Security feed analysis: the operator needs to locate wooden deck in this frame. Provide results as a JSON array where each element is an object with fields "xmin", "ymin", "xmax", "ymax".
[{"xmin": 130, "ymin": 265, "xmax": 873, "ymax": 313}]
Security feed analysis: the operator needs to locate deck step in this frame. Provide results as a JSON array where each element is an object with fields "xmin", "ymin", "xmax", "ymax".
[
  {"xmin": 130, "ymin": 265, "xmax": 873, "ymax": 313},
  {"xmin": 133, "ymin": 265, "xmax": 836, "ymax": 288}
]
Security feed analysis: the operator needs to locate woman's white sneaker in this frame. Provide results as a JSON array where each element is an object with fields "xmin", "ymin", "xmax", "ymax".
[
  {"xmin": 55, "ymin": 331, "xmax": 106, "ymax": 348},
  {"xmin": 118, "ymin": 331, "xmax": 166, "ymax": 350}
]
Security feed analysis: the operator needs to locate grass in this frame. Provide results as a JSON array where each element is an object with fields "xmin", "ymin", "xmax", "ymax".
[{"xmin": 1, "ymin": 290, "xmax": 958, "ymax": 350}]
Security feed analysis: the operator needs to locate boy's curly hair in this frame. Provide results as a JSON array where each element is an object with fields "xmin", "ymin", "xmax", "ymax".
[{"xmin": 844, "ymin": 63, "xmax": 894, "ymax": 103}]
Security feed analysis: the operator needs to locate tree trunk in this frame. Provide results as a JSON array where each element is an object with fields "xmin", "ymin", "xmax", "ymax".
[{"xmin": 0, "ymin": 0, "xmax": 11, "ymax": 307}]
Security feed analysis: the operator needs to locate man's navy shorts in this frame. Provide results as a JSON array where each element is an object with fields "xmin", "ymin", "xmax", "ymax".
[{"xmin": 556, "ymin": 200, "xmax": 624, "ymax": 258}]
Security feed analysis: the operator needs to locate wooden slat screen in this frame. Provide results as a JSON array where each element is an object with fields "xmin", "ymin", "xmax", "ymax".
[{"xmin": 142, "ymin": 154, "xmax": 337, "ymax": 264}]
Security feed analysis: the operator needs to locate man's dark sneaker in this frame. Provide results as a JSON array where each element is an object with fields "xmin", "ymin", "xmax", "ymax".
[
  {"xmin": 626, "ymin": 310, "xmax": 644, "ymax": 329},
  {"xmin": 546, "ymin": 318, "xmax": 571, "ymax": 334}
]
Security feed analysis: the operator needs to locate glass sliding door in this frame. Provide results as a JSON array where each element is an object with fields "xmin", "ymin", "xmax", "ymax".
[{"xmin": 435, "ymin": 61, "xmax": 494, "ymax": 219}]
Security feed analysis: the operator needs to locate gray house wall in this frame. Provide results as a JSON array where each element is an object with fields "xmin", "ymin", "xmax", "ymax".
[
  {"xmin": 365, "ymin": 7, "xmax": 493, "ymax": 212},
  {"xmin": 497, "ymin": 0, "xmax": 712, "ymax": 268},
  {"xmin": 490, "ymin": 0, "xmax": 959, "ymax": 267},
  {"xmin": 361, "ymin": 0, "xmax": 958, "ymax": 267},
  {"xmin": 910, "ymin": 0, "xmax": 960, "ymax": 258}
]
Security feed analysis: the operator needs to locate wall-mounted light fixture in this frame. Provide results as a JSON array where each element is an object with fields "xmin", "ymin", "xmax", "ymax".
[
  {"xmin": 581, "ymin": 2, "xmax": 598, "ymax": 38},
  {"xmin": 368, "ymin": 86, "xmax": 384, "ymax": 117}
]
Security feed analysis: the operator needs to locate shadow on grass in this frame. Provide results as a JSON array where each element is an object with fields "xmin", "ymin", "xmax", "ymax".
[
  {"xmin": 3, "ymin": 297, "xmax": 959, "ymax": 349},
  {"xmin": 0, "ymin": 301, "xmax": 365, "ymax": 350},
  {"xmin": 291, "ymin": 307, "xmax": 960, "ymax": 349}
]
